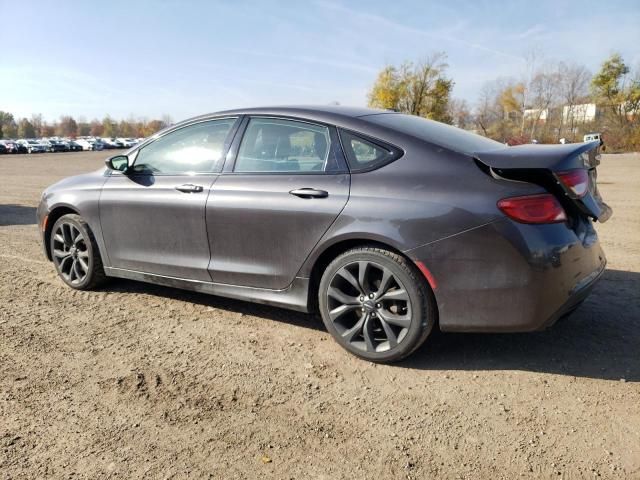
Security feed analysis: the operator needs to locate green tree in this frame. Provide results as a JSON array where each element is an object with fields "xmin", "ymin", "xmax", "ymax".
[
  {"xmin": 18, "ymin": 119, "xmax": 36, "ymax": 138},
  {"xmin": 368, "ymin": 53, "xmax": 454, "ymax": 123},
  {"xmin": 0, "ymin": 111, "xmax": 18, "ymax": 139},
  {"xmin": 102, "ymin": 116, "xmax": 118, "ymax": 137},
  {"xmin": 591, "ymin": 53, "xmax": 637, "ymax": 125},
  {"xmin": 77, "ymin": 120, "xmax": 91, "ymax": 136}
]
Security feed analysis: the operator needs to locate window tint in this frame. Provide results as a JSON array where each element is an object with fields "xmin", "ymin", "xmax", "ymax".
[
  {"xmin": 340, "ymin": 130, "xmax": 399, "ymax": 172},
  {"xmin": 235, "ymin": 118, "xmax": 331, "ymax": 173},
  {"xmin": 132, "ymin": 118, "xmax": 236, "ymax": 174}
]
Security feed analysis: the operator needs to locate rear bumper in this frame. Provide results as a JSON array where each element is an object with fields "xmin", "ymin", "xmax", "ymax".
[
  {"xmin": 538, "ymin": 259, "xmax": 605, "ymax": 329},
  {"xmin": 406, "ymin": 219, "xmax": 606, "ymax": 332}
]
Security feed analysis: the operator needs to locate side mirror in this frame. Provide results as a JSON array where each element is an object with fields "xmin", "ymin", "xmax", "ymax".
[{"xmin": 105, "ymin": 154, "xmax": 129, "ymax": 173}]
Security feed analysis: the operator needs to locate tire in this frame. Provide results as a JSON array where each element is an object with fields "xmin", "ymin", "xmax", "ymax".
[
  {"xmin": 50, "ymin": 214, "xmax": 107, "ymax": 290},
  {"xmin": 318, "ymin": 247, "xmax": 436, "ymax": 362}
]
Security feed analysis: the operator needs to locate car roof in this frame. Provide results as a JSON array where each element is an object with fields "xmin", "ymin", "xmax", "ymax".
[
  {"xmin": 174, "ymin": 105, "xmax": 393, "ymax": 130},
  {"xmin": 162, "ymin": 105, "xmax": 507, "ymax": 156}
]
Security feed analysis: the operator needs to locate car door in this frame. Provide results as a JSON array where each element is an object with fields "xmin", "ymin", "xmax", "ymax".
[
  {"xmin": 207, "ymin": 116, "xmax": 350, "ymax": 290},
  {"xmin": 99, "ymin": 117, "xmax": 239, "ymax": 281}
]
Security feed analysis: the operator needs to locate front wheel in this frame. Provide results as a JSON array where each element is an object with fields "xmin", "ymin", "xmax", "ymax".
[
  {"xmin": 50, "ymin": 214, "xmax": 107, "ymax": 290},
  {"xmin": 318, "ymin": 247, "xmax": 436, "ymax": 363}
]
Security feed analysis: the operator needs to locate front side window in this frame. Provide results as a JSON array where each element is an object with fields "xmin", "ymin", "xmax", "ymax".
[
  {"xmin": 339, "ymin": 130, "xmax": 399, "ymax": 172},
  {"xmin": 131, "ymin": 118, "xmax": 236, "ymax": 174},
  {"xmin": 234, "ymin": 118, "xmax": 331, "ymax": 173}
]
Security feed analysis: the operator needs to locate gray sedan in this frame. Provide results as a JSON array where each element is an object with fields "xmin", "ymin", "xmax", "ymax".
[{"xmin": 37, "ymin": 106, "xmax": 611, "ymax": 362}]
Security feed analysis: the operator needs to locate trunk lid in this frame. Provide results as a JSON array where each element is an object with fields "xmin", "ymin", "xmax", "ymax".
[{"xmin": 475, "ymin": 141, "xmax": 612, "ymax": 222}]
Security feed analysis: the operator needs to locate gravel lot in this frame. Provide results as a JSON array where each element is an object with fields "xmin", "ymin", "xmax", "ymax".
[{"xmin": 1, "ymin": 151, "xmax": 639, "ymax": 479}]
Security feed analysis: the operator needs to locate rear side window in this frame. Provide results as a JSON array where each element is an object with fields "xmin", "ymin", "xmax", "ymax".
[
  {"xmin": 339, "ymin": 130, "xmax": 401, "ymax": 172},
  {"xmin": 235, "ymin": 118, "xmax": 332, "ymax": 173}
]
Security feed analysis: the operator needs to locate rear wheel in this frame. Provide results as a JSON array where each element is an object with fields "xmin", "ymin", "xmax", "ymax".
[
  {"xmin": 50, "ymin": 214, "xmax": 107, "ymax": 290},
  {"xmin": 318, "ymin": 247, "xmax": 436, "ymax": 362}
]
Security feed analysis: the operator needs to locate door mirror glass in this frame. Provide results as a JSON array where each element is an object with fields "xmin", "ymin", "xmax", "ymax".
[{"xmin": 105, "ymin": 155, "xmax": 129, "ymax": 172}]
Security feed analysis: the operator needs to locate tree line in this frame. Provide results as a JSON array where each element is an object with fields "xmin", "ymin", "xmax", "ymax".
[
  {"xmin": 0, "ymin": 113, "xmax": 173, "ymax": 140},
  {"xmin": 368, "ymin": 52, "xmax": 640, "ymax": 151}
]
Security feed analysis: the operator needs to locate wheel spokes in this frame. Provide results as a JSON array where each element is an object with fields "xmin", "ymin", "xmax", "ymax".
[
  {"xmin": 380, "ymin": 288, "xmax": 409, "ymax": 302},
  {"xmin": 59, "ymin": 255, "xmax": 73, "ymax": 275},
  {"xmin": 53, "ymin": 222, "xmax": 89, "ymax": 284},
  {"xmin": 376, "ymin": 267, "xmax": 394, "ymax": 297},
  {"xmin": 357, "ymin": 261, "xmax": 370, "ymax": 295},
  {"xmin": 62, "ymin": 223, "xmax": 73, "ymax": 246},
  {"xmin": 379, "ymin": 317, "xmax": 399, "ymax": 349},
  {"xmin": 327, "ymin": 259, "xmax": 413, "ymax": 353},
  {"xmin": 378, "ymin": 309, "xmax": 411, "ymax": 328},
  {"xmin": 341, "ymin": 314, "xmax": 366, "ymax": 342},
  {"xmin": 362, "ymin": 314, "xmax": 376, "ymax": 352},
  {"xmin": 336, "ymin": 267, "xmax": 361, "ymax": 293},
  {"xmin": 327, "ymin": 286, "xmax": 359, "ymax": 306},
  {"xmin": 77, "ymin": 256, "xmax": 89, "ymax": 273},
  {"xmin": 53, "ymin": 249, "xmax": 70, "ymax": 259},
  {"xmin": 71, "ymin": 226, "xmax": 82, "ymax": 244}
]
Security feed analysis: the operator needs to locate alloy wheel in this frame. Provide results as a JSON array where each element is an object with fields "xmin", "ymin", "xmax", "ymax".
[
  {"xmin": 52, "ymin": 222, "xmax": 90, "ymax": 285},
  {"xmin": 327, "ymin": 260, "xmax": 412, "ymax": 353}
]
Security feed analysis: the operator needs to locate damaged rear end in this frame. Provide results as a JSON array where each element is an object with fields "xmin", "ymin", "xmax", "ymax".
[
  {"xmin": 475, "ymin": 140, "xmax": 612, "ymax": 225},
  {"xmin": 469, "ymin": 140, "xmax": 611, "ymax": 330},
  {"xmin": 410, "ymin": 140, "xmax": 611, "ymax": 333}
]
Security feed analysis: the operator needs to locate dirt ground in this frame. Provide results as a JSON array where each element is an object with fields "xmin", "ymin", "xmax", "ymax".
[{"xmin": 0, "ymin": 151, "xmax": 638, "ymax": 479}]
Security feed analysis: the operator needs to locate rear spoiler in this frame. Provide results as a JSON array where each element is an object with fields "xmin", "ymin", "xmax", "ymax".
[
  {"xmin": 474, "ymin": 141, "xmax": 600, "ymax": 171},
  {"xmin": 474, "ymin": 141, "xmax": 611, "ymax": 222}
]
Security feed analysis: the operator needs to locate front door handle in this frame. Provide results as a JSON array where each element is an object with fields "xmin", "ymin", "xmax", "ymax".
[
  {"xmin": 289, "ymin": 188, "xmax": 329, "ymax": 199},
  {"xmin": 175, "ymin": 184, "xmax": 204, "ymax": 193}
]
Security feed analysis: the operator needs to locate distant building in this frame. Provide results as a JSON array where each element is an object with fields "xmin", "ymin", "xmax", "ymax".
[
  {"xmin": 523, "ymin": 108, "xmax": 548, "ymax": 122},
  {"xmin": 562, "ymin": 103, "xmax": 599, "ymax": 124}
]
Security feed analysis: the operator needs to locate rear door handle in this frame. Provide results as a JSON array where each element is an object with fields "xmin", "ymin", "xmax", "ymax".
[
  {"xmin": 289, "ymin": 188, "xmax": 329, "ymax": 199},
  {"xmin": 175, "ymin": 184, "xmax": 204, "ymax": 193}
]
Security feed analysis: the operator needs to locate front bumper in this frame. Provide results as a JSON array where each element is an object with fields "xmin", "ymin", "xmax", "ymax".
[{"xmin": 406, "ymin": 218, "xmax": 606, "ymax": 332}]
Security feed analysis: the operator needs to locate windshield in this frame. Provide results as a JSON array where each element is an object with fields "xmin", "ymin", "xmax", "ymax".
[{"xmin": 364, "ymin": 113, "xmax": 505, "ymax": 155}]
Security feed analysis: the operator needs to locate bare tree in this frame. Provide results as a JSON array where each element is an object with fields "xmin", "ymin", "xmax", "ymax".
[
  {"xmin": 527, "ymin": 64, "xmax": 560, "ymax": 140},
  {"xmin": 519, "ymin": 48, "xmax": 543, "ymax": 135},
  {"xmin": 558, "ymin": 62, "xmax": 591, "ymax": 139},
  {"xmin": 448, "ymin": 98, "xmax": 472, "ymax": 129}
]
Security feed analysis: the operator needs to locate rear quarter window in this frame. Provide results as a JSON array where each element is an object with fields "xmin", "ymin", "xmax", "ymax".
[{"xmin": 339, "ymin": 130, "xmax": 402, "ymax": 172}]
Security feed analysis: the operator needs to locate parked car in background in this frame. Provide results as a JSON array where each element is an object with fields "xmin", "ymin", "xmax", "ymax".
[
  {"xmin": 0, "ymin": 142, "xmax": 7, "ymax": 154},
  {"xmin": 101, "ymin": 138, "xmax": 125, "ymax": 149},
  {"xmin": 75, "ymin": 139, "xmax": 94, "ymax": 151},
  {"xmin": 117, "ymin": 138, "xmax": 138, "ymax": 148},
  {"xmin": 67, "ymin": 140, "xmax": 83, "ymax": 152},
  {"xmin": 18, "ymin": 139, "xmax": 47, "ymax": 153},
  {"xmin": 584, "ymin": 132, "xmax": 604, "ymax": 150},
  {"xmin": 42, "ymin": 139, "xmax": 68, "ymax": 153},
  {"xmin": 75, "ymin": 138, "xmax": 104, "ymax": 151},
  {"xmin": 36, "ymin": 106, "xmax": 612, "ymax": 362},
  {"xmin": 0, "ymin": 140, "xmax": 21, "ymax": 153}
]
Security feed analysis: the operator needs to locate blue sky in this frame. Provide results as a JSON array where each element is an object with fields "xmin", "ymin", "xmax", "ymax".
[{"xmin": 1, "ymin": 0, "xmax": 639, "ymax": 121}]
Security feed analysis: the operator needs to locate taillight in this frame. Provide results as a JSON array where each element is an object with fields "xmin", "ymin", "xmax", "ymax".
[
  {"xmin": 557, "ymin": 169, "xmax": 589, "ymax": 197},
  {"xmin": 497, "ymin": 194, "xmax": 566, "ymax": 224}
]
